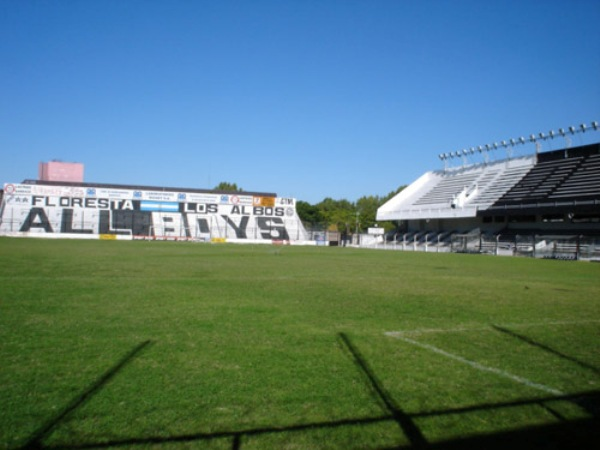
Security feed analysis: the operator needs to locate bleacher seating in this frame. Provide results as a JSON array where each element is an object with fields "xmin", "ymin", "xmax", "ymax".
[
  {"xmin": 469, "ymin": 164, "xmax": 533, "ymax": 208},
  {"xmin": 414, "ymin": 171, "xmax": 480, "ymax": 205},
  {"xmin": 375, "ymin": 142, "xmax": 600, "ymax": 257},
  {"xmin": 493, "ymin": 157, "xmax": 583, "ymax": 204},
  {"xmin": 491, "ymin": 144, "xmax": 600, "ymax": 207},
  {"xmin": 377, "ymin": 155, "xmax": 535, "ymax": 221},
  {"xmin": 549, "ymin": 154, "xmax": 600, "ymax": 199}
]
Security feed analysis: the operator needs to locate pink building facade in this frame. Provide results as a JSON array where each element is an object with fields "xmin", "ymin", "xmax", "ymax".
[{"xmin": 38, "ymin": 161, "xmax": 84, "ymax": 183}]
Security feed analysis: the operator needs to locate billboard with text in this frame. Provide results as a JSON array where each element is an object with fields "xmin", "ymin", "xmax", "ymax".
[{"xmin": 0, "ymin": 183, "xmax": 306, "ymax": 243}]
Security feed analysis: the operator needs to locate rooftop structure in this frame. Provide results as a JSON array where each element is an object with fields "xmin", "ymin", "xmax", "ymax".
[{"xmin": 38, "ymin": 161, "xmax": 84, "ymax": 183}]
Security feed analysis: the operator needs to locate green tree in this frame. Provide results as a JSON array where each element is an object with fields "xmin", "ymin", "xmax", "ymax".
[
  {"xmin": 214, "ymin": 182, "xmax": 243, "ymax": 192},
  {"xmin": 317, "ymin": 198, "xmax": 355, "ymax": 232},
  {"xmin": 355, "ymin": 195, "xmax": 381, "ymax": 232},
  {"xmin": 298, "ymin": 185, "xmax": 406, "ymax": 234},
  {"xmin": 296, "ymin": 200, "xmax": 323, "ymax": 227}
]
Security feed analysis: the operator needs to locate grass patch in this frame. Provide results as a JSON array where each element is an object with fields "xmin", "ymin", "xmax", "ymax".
[{"xmin": 0, "ymin": 238, "xmax": 599, "ymax": 449}]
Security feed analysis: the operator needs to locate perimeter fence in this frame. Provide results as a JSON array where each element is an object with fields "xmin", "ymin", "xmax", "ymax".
[{"xmin": 444, "ymin": 232, "xmax": 599, "ymax": 260}]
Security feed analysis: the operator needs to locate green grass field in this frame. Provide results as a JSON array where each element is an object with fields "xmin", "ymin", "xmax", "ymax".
[{"xmin": 1, "ymin": 237, "xmax": 599, "ymax": 449}]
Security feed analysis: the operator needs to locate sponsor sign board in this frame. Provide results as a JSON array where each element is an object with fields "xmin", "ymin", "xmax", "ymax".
[{"xmin": 0, "ymin": 183, "xmax": 307, "ymax": 242}]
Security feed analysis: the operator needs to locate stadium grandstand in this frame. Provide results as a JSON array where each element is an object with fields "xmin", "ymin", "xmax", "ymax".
[
  {"xmin": 0, "ymin": 180, "xmax": 309, "ymax": 244},
  {"xmin": 376, "ymin": 122, "xmax": 600, "ymax": 260}
]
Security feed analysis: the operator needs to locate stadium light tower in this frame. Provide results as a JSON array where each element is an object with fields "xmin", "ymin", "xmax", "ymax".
[
  {"xmin": 439, "ymin": 153, "xmax": 449, "ymax": 170},
  {"xmin": 506, "ymin": 139, "xmax": 516, "ymax": 159},
  {"xmin": 546, "ymin": 130, "xmax": 555, "ymax": 150},
  {"xmin": 530, "ymin": 134, "xmax": 542, "ymax": 154},
  {"xmin": 565, "ymin": 127, "xmax": 575, "ymax": 148},
  {"xmin": 461, "ymin": 149, "xmax": 468, "ymax": 166},
  {"xmin": 436, "ymin": 120, "xmax": 597, "ymax": 168}
]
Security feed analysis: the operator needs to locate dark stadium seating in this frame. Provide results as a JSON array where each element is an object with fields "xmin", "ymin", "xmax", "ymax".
[
  {"xmin": 491, "ymin": 144, "xmax": 600, "ymax": 207},
  {"xmin": 549, "ymin": 154, "xmax": 600, "ymax": 199},
  {"xmin": 494, "ymin": 157, "xmax": 582, "ymax": 204}
]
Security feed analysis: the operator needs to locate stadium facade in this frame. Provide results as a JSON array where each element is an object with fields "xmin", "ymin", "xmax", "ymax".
[
  {"xmin": 1, "ymin": 123, "xmax": 598, "ymax": 256},
  {"xmin": 376, "ymin": 139, "xmax": 600, "ymax": 259},
  {"xmin": 0, "ymin": 180, "xmax": 309, "ymax": 244}
]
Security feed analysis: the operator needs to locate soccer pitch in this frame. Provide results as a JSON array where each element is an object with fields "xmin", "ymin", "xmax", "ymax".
[{"xmin": 1, "ymin": 238, "xmax": 598, "ymax": 449}]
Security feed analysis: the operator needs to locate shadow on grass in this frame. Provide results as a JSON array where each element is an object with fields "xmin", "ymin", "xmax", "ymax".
[
  {"xmin": 20, "ymin": 335, "xmax": 600, "ymax": 450},
  {"xmin": 22, "ymin": 340, "xmax": 153, "ymax": 450},
  {"xmin": 338, "ymin": 332, "xmax": 428, "ymax": 448},
  {"xmin": 492, "ymin": 324, "xmax": 600, "ymax": 420},
  {"xmin": 492, "ymin": 325, "xmax": 600, "ymax": 377},
  {"xmin": 378, "ymin": 417, "xmax": 600, "ymax": 450}
]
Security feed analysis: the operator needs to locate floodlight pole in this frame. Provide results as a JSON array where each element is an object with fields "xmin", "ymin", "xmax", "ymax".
[
  {"xmin": 565, "ymin": 136, "xmax": 572, "ymax": 149},
  {"xmin": 440, "ymin": 120, "xmax": 598, "ymax": 166}
]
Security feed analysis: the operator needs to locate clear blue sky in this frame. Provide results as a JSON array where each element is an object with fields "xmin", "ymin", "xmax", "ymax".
[{"xmin": 2, "ymin": 0, "xmax": 599, "ymax": 203}]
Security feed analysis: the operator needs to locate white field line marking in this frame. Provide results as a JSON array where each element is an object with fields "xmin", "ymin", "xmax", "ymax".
[
  {"xmin": 391, "ymin": 335, "xmax": 564, "ymax": 396},
  {"xmin": 384, "ymin": 319, "xmax": 600, "ymax": 337}
]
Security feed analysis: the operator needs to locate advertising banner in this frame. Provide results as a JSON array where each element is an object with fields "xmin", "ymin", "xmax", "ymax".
[{"xmin": 0, "ymin": 183, "xmax": 308, "ymax": 242}]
